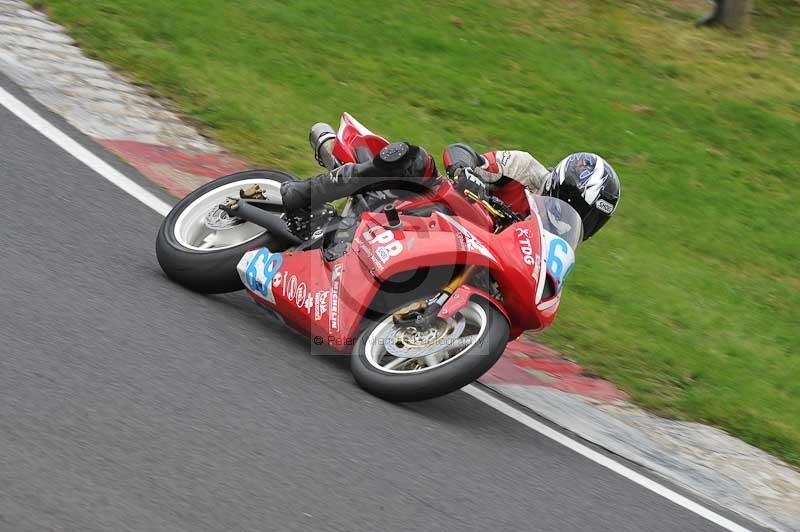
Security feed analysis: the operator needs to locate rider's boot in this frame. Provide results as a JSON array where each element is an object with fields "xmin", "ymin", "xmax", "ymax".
[{"xmin": 280, "ymin": 142, "xmax": 437, "ymax": 212}]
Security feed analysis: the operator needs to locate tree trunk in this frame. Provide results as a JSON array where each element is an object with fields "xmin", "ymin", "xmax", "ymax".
[{"xmin": 699, "ymin": 0, "xmax": 753, "ymax": 31}]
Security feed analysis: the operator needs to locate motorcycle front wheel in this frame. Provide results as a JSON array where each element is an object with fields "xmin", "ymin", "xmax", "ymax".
[
  {"xmin": 155, "ymin": 169, "xmax": 296, "ymax": 294},
  {"xmin": 350, "ymin": 297, "xmax": 509, "ymax": 402}
]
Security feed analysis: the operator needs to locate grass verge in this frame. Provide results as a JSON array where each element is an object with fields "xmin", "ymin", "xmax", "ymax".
[{"xmin": 35, "ymin": 0, "xmax": 800, "ymax": 464}]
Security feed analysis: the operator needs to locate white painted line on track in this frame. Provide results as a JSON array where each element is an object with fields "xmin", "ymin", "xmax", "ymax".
[
  {"xmin": 463, "ymin": 385, "xmax": 753, "ymax": 532},
  {"xmin": 0, "ymin": 86, "xmax": 172, "ymax": 217},
  {"xmin": 0, "ymin": 83, "xmax": 756, "ymax": 532}
]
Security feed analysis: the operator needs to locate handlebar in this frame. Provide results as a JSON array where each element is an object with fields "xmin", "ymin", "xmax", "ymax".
[{"xmin": 456, "ymin": 180, "xmax": 522, "ymax": 225}]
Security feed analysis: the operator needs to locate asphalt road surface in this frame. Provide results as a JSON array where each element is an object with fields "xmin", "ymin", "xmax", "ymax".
[{"xmin": 0, "ymin": 74, "xmax": 765, "ymax": 532}]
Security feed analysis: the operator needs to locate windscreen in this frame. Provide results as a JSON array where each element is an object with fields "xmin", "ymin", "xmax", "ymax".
[{"xmin": 526, "ymin": 192, "xmax": 583, "ymax": 253}]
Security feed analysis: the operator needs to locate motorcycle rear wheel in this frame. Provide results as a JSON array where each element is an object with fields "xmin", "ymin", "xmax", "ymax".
[
  {"xmin": 350, "ymin": 297, "xmax": 509, "ymax": 402},
  {"xmin": 156, "ymin": 169, "xmax": 296, "ymax": 294}
]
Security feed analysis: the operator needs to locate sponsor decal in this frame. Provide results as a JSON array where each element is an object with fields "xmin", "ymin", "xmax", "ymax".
[
  {"xmin": 357, "ymin": 240, "xmax": 384, "ymax": 272},
  {"xmin": 375, "ymin": 246, "xmax": 390, "ymax": 263},
  {"xmin": 595, "ymin": 198, "xmax": 614, "ymax": 214},
  {"xmin": 295, "ymin": 282, "xmax": 307, "ymax": 308},
  {"xmin": 438, "ymin": 214, "xmax": 495, "ymax": 261},
  {"xmin": 498, "ymin": 150, "xmax": 511, "ymax": 167},
  {"xmin": 515, "ymin": 227, "xmax": 536, "ymax": 266},
  {"xmin": 357, "ymin": 225, "xmax": 403, "ymax": 271},
  {"xmin": 329, "ymin": 264, "xmax": 344, "ymax": 331},
  {"xmin": 362, "ymin": 226, "xmax": 403, "ymax": 262},
  {"xmin": 284, "ymin": 275, "xmax": 298, "ymax": 301},
  {"xmin": 314, "ymin": 291, "xmax": 329, "ymax": 321},
  {"xmin": 454, "ymin": 231, "xmax": 467, "ymax": 251}
]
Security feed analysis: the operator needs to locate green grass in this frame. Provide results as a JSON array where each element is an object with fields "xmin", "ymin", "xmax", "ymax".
[{"xmin": 35, "ymin": 0, "xmax": 800, "ymax": 464}]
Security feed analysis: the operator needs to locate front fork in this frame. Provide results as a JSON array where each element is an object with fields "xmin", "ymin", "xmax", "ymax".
[{"xmin": 393, "ymin": 264, "xmax": 478, "ymax": 328}]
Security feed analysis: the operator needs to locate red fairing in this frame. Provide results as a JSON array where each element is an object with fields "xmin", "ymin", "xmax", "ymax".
[
  {"xmin": 334, "ymin": 112, "xmax": 436, "ymax": 180},
  {"xmin": 244, "ymin": 248, "xmax": 381, "ymax": 349},
  {"xmin": 492, "ymin": 219, "xmax": 554, "ymax": 332},
  {"xmin": 332, "ymin": 112, "xmax": 389, "ymax": 164},
  {"xmin": 392, "ymin": 179, "xmax": 494, "ymax": 230},
  {"xmin": 241, "ymin": 207, "xmax": 559, "ymax": 346},
  {"xmin": 438, "ymin": 284, "xmax": 511, "ymax": 325},
  {"xmin": 352, "ymin": 212, "xmax": 500, "ymax": 282}
]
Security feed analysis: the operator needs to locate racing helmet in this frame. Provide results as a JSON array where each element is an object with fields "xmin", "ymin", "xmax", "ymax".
[{"xmin": 545, "ymin": 152, "xmax": 620, "ymax": 239}]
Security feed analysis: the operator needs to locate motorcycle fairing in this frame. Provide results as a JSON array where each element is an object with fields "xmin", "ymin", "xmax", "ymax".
[
  {"xmin": 437, "ymin": 284, "xmax": 511, "ymax": 329},
  {"xmin": 393, "ymin": 179, "xmax": 494, "ymax": 230},
  {"xmin": 351, "ymin": 212, "xmax": 501, "ymax": 281},
  {"xmin": 238, "ymin": 246, "xmax": 379, "ymax": 349},
  {"xmin": 238, "ymin": 215, "xmax": 561, "ymax": 349},
  {"xmin": 332, "ymin": 112, "xmax": 390, "ymax": 164},
  {"xmin": 488, "ymin": 219, "xmax": 560, "ymax": 333}
]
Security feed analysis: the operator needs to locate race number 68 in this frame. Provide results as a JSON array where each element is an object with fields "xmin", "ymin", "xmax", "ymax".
[
  {"xmin": 245, "ymin": 248, "xmax": 283, "ymax": 296},
  {"xmin": 547, "ymin": 237, "xmax": 574, "ymax": 288}
]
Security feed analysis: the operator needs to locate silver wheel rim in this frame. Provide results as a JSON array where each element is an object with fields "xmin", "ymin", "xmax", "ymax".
[
  {"xmin": 173, "ymin": 178, "xmax": 283, "ymax": 251},
  {"xmin": 364, "ymin": 301, "xmax": 488, "ymax": 374}
]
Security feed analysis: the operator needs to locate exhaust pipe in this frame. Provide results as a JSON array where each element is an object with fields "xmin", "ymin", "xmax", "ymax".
[{"xmin": 309, "ymin": 122, "xmax": 339, "ymax": 170}]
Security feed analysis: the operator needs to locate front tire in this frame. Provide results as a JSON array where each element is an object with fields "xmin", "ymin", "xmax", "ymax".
[
  {"xmin": 156, "ymin": 169, "xmax": 296, "ymax": 293},
  {"xmin": 350, "ymin": 297, "xmax": 509, "ymax": 402}
]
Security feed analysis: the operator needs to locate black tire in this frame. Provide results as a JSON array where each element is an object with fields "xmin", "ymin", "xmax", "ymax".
[
  {"xmin": 156, "ymin": 169, "xmax": 297, "ymax": 294},
  {"xmin": 350, "ymin": 297, "xmax": 509, "ymax": 402}
]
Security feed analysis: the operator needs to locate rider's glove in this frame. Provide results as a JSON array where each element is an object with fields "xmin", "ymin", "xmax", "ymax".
[
  {"xmin": 446, "ymin": 161, "xmax": 468, "ymax": 180},
  {"xmin": 454, "ymin": 167, "xmax": 488, "ymax": 200}
]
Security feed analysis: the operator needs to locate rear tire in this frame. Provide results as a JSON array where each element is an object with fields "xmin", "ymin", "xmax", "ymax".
[
  {"xmin": 350, "ymin": 297, "xmax": 509, "ymax": 402},
  {"xmin": 156, "ymin": 169, "xmax": 296, "ymax": 294}
]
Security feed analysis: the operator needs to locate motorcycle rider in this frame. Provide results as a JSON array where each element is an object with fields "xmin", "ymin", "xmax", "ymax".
[{"xmin": 279, "ymin": 125, "xmax": 621, "ymax": 240}]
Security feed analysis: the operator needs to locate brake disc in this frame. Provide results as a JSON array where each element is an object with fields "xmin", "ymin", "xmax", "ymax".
[
  {"xmin": 383, "ymin": 315, "xmax": 466, "ymax": 359},
  {"xmin": 204, "ymin": 206, "xmax": 246, "ymax": 230}
]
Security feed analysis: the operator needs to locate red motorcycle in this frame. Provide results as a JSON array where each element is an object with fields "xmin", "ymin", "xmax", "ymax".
[{"xmin": 156, "ymin": 113, "xmax": 582, "ymax": 401}]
